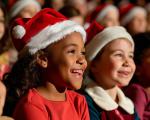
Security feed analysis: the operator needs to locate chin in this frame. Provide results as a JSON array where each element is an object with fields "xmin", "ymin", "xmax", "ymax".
[
  {"xmin": 118, "ymin": 82, "xmax": 129, "ymax": 87},
  {"xmin": 70, "ymin": 84, "xmax": 82, "ymax": 90}
]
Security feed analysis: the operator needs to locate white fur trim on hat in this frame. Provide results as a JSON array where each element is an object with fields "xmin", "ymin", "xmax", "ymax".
[
  {"xmin": 12, "ymin": 25, "xmax": 26, "ymax": 39},
  {"xmin": 96, "ymin": 5, "xmax": 118, "ymax": 21},
  {"xmin": 86, "ymin": 26, "xmax": 134, "ymax": 61},
  {"xmin": 121, "ymin": 7, "xmax": 146, "ymax": 26},
  {"xmin": 10, "ymin": 0, "xmax": 41, "ymax": 18},
  {"xmin": 27, "ymin": 20, "xmax": 86, "ymax": 54}
]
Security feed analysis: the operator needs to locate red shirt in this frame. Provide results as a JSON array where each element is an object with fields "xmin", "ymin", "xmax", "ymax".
[{"xmin": 13, "ymin": 89, "xmax": 90, "ymax": 120}]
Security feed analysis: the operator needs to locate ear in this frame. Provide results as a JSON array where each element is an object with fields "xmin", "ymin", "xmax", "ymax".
[{"xmin": 36, "ymin": 53, "xmax": 48, "ymax": 68}]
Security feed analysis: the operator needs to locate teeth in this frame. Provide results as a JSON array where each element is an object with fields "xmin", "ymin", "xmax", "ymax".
[{"xmin": 72, "ymin": 69, "xmax": 83, "ymax": 74}]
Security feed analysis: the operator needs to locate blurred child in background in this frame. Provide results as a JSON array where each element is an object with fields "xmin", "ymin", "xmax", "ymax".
[
  {"xmin": 86, "ymin": 3, "xmax": 120, "ymax": 28},
  {"xmin": 0, "ymin": 1, "xmax": 17, "ymax": 81},
  {"xmin": 0, "ymin": 81, "xmax": 14, "ymax": 120},
  {"xmin": 59, "ymin": 5, "xmax": 84, "ymax": 26},
  {"xmin": 120, "ymin": 3, "xmax": 147, "ymax": 35},
  {"xmin": 9, "ymin": 0, "xmax": 41, "ymax": 21}
]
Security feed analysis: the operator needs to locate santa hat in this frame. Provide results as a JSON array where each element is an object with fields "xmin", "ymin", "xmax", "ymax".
[
  {"xmin": 86, "ymin": 21, "xmax": 134, "ymax": 61},
  {"xmin": 120, "ymin": 3, "xmax": 146, "ymax": 26},
  {"xmin": 10, "ymin": 0, "xmax": 41, "ymax": 18},
  {"xmin": 11, "ymin": 8, "xmax": 86, "ymax": 54},
  {"xmin": 86, "ymin": 3, "xmax": 119, "ymax": 23}
]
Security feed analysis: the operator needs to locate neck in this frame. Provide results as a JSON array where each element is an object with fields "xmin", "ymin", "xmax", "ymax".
[
  {"xmin": 105, "ymin": 86, "xmax": 118, "ymax": 102},
  {"xmin": 36, "ymin": 81, "xmax": 67, "ymax": 101}
]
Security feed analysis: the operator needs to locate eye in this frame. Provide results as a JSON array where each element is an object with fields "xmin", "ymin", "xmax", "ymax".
[
  {"xmin": 129, "ymin": 54, "xmax": 134, "ymax": 59},
  {"xmin": 114, "ymin": 53, "xmax": 123, "ymax": 57},
  {"xmin": 67, "ymin": 49, "xmax": 76, "ymax": 54},
  {"xmin": 81, "ymin": 51, "xmax": 85, "ymax": 56}
]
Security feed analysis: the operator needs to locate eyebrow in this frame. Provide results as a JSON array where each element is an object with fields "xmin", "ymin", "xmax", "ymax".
[
  {"xmin": 63, "ymin": 43, "xmax": 82, "ymax": 49},
  {"xmin": 110, "ymin": 49, "xmax": 134, "ymax": 54}
]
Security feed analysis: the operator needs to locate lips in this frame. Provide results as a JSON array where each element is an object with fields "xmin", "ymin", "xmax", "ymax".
[
  {"xmin": 71, "ymin": 69, "xmax": 84, "ymax": 76},
  {"xmin": 118, "ymin": 70, "xmax": 131, "ymax": 77}
]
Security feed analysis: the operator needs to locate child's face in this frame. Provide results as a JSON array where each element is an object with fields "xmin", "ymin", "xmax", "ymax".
[
  {"xmin": 98, "ymin": 9, "xmax": 119, "ymax": 27},
  {"xmin": 46, "ymin": 32, "xmax": 87, "ymax": 90},
  {"xmin": 127, "ymin": 12, "xmax": 147, "ymax": 35},
  {"xmin": 18, "ymin": 4, "xmax": 39, "ymax": 18},
  {"xmin": 91, "ymin": 39, "xmax": 135, "ymax": 89},
  {"xmin": 136, "ymin": 48, "xmax": 150, "ymax": 86},
  {"xmin": 0, "ymin": 8, "xmax": 5, "ymax": 40}
]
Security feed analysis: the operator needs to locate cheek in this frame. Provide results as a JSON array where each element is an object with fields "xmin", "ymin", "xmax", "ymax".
[
  {"xmin": 108, "ymin": 60, "xmax": 119, "ymax": 70},
  {"xmin": 0, "ymin": 23, "xmax": 5, "ymax": 32},
  {"xmin": 58, "ymin": 57, "xmax": 74, "ymax": 73}
]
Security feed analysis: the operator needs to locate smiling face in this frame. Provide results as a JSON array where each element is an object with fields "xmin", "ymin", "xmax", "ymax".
[
  {"xmin": 91, "ymin": 39, "xmax": 135, "ymax": 89},
  {"xmin": 45, "ymin": 32, "xmax": 87, "ymax": 90}
]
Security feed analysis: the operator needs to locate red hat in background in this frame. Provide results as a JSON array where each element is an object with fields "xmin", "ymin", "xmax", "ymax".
[
  {"xmin": 86, "ymin": 3, "xmax": 119, "ymax": 23},
  {"xmin": 85, "ymin": 21, "xmax": 134, "ymax": 61},
  {"xmin": 11, "ymin": 8, "xmax": 86, "ymax": 54},
  {"xmin": 86, "ymin": 21, "xmax": 104, "ymax": 45},
  {"xmin": 119, "ymin": 3, "xmax": 146, "ymax": 26}
]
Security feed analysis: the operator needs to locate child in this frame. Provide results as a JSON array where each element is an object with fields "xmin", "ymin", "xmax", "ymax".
[
  {"xmin": 124, "ymin": 32, "xmax": 150, "ymax": 120},
  {"xmin": 0, "ymin": 81, "xmax": 14, "ymax": 120},
  {"xmin": 59, "ymin": 5, "xmax": 84, "ymax": 26},
  {"xmin": 83, "ymin": 22, "xmax": 139, "ymax": 120},
  {"xmin": 86, "ymin": 3, "xmax": 119, "ymax": 28},
  {"xmin": 0, "ymin": 1, "xmax": 17, "ymax": 81},
  {"xmin": 119, "ymin": 3, "xmax": 147, "ymax": 35},
  {"xmin": 4, "ymin": 8, "xmax": 89, "ymax": 120},
  {"xmin": 9, "ymin": 0, "xmax": 41, "ymax": 21}
]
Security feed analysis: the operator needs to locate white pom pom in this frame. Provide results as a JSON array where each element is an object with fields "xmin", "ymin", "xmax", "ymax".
[{"xmin": 12, "ymin": 25, "xmax": 26, "ymax": 39}]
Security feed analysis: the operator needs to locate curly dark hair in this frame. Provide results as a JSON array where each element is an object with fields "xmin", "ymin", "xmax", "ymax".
[{"xmin": 3, "ymin": 50, "xmax": 46, "ymax": 116}]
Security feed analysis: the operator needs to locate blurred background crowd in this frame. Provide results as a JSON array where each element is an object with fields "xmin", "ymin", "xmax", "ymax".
[
  {"xmin": 0, "ymin": 0, "xmax": 150, "ymax": 81},
  {"xmin": 0, "ymin": 0, "xmax": 150, "ymax": 119}
]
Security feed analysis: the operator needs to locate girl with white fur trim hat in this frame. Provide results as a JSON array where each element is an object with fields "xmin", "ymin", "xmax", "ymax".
[{"xmin": 82, "ymin": 21, "xmax": 139, "ymax": 120}]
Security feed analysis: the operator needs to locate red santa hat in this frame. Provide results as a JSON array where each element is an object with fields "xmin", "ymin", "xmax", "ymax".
[
  {"xmin": 9, "ymin": 0, "xmax": 41, "ymax": 18},
  {"xmin": 11, "ymin": 8, "xmax": 86, "ymax": 54},
  {"xmin": 86, "ymin": 21, "xmax": 134, "ymax": 61},
  {"xmin": 120, "ymin": 3, "xmax": 146, "ymax": 26},
  {"xmin": 86, "ymin": 3, "xmax": 119, "ymax": 23}
]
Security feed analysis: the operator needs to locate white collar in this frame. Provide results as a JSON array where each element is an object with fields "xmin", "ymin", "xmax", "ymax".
[{"xmin": 85, "ymin": 77, "xmax": 134, "ymax": 114}]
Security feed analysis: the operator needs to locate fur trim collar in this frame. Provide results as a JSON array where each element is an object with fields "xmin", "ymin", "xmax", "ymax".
[{"xmin": 85, "ymin": 77, "xmax": 134, "ymax": 114}]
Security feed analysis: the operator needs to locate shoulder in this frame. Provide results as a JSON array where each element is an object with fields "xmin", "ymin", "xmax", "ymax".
[
  {"xmin": 128, "ymin": 83, "xmax": 144, "ymax": 90},
  {"xmin": 67, "ymin": 90, "xmax": 88, "ymax": 109},
  {"xmin": 13, "ymin": 89, "xmax": 49, "ymax": 119},
  {"xmin": 15, "ymin": 89, "xmax": 46, "ymax": 111},
  {"xmin": 125, "ymin": 83, "xmax": 147, "ymax": 97},
  {"xmin": 67, "ymin": 90, "xmax": 86, "ymax": 101}
]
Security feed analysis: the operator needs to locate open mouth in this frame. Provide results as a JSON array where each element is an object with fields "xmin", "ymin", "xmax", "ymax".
[{"xmin": 71, "ymin": 69, "xmax": 84, "ymax": 78}]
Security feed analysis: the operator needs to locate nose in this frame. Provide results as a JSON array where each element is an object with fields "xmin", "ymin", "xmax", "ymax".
[
  {"xmin": 76, "ymin": 55, "xmax": 87, "ymax": 66},
  {"xmin": 123, "ymin": 59, "xmax": 130, "ymax": 67}
]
